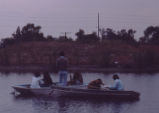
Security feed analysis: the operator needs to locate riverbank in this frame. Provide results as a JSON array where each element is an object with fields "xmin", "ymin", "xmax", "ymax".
[
  {"xmin": 0, "ymin": 66, "xmax": 158, "ymax": 73},
  {"xmin": 1, "ymin": 41, "xmax": 159, "ymax": 71}
]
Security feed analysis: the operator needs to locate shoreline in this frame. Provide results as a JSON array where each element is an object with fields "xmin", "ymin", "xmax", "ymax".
[{"xmin": 0, "ymin": 66, "xmax": 159, "ymax": 73}]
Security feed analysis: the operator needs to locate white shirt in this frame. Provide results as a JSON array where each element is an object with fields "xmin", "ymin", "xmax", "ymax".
[
  {"xmin": 109, "ymin": 79, "xmax": 124, "ymax": 90},
  {"xmin": 30, "ymin": 76, "xmax": 41, "ymax": 88}
]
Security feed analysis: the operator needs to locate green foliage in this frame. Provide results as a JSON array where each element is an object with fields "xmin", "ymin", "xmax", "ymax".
[
  {"xmin": 140, "ymin": 26, "xmax": 159, "ymax": 44},
  {"xmin": 98, "ymin": 53, "xmax": 111, "ymax": 68},
  {"xmin": 76, "ymin": 29, "xmax": 99, "ymax": 43},
  {"xmin": 101, "ymin": 28, "xmax": 117, "ymax": 40},
  {"xmin": 100, "ymin": 28, "xmax": 137, "ymax": 44},
  {"xmin": 13, "ymin": 23, "xmax": 45, "ymax": 41},
  {"xmin": 117, "ymin": 29, "xmax": 136, "ymax": 44},
  {"xmin": 76, "ymin": 29, "xmax": 85, "ymax": 41},
  {"xmin": 57, "ymin": 36, "xmax": 73, "ymax": 42},
  {"xmin": 134, "ymin": 50, "xmax": 155, "ymax": 68},
  {"xmin": 1, "ymin": 23, "xmax": 48, "ymax": 47},
  {"xmin": 0, "ymin": 38, "xmax": 16, "ymax": 48},
  {"xmin": 46, "ymin": 35, "xmax": 56, "ymax": 41}
]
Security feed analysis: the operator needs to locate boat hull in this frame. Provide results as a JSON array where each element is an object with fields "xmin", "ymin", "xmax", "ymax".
[
  {"xmin": 12, "ymin": 84, "xmax": 140, "ymax": 100},
  {"xmin": 12, "ymin": 84, "xmax": 52, "ymax": 96},
  {"xmin": 51, "ymin": 85, "xmax": 140, "ymax": 100}
]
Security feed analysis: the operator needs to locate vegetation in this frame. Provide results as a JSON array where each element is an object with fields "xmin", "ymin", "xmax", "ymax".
[
  {"xmin": 76, "ymin": 29, "xmax": 99, "ymax": 43},
  {"xmin": 100, "ymin": 28, "xmax": 136, "ymax": 44},
  {"xmin": 0, "ymin": 23, "xmax": 159, "ymax": 70},
  {"xmin": 139, "ymin": 26, "xmax": 159, "ymax": 44}
]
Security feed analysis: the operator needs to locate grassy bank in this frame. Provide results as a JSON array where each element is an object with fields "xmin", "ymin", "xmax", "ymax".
[{"xmin": 0, "ymin": 41, "xmax": 159, "ymax": 73}]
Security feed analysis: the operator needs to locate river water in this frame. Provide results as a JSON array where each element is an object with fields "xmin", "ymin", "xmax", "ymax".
[{"xmin": 0, "ymin": 72, "xmax": 159, "ymax": 113}]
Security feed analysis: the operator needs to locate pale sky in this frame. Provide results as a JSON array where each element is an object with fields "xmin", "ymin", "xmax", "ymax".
[{"xmin": 0, "ymin": 0, "xmax": 159, "ymax": 39}]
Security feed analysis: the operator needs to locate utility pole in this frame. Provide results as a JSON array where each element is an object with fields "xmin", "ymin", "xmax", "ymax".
[
  {"xmin": 98, "ymin": 12, "xmax": 100, "ymax": 39},
  {"xmin": 64, "ymin": 32, "xmax": 67, "ymax": 39},
  {"xmin": 61, "ymin": 32, "xmax": 71, "ymax": 39}
]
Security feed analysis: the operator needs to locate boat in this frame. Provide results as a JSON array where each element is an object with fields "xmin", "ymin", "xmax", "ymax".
[{"xmin": 12, "ymin": 84, "xmax": 140, "ymax": 100}]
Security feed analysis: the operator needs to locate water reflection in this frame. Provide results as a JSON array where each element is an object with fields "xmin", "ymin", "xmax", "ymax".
[
  {"xmin": 110, "ymin": 102, "xmax": 127, "ymax": 113},
  {"xmin": 13, "ymin": 95, "xmax": 138, "ymax": 113}
]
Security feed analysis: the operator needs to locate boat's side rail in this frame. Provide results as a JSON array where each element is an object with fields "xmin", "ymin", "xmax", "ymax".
[{"xmin": 51, "ymin": 86, "xmax": 140, "ymax": 97}]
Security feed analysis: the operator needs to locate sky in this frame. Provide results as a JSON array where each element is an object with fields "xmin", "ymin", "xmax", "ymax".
[{"xmin": 0, "ymin": 0, "xmax": 159, "ymax": 40}]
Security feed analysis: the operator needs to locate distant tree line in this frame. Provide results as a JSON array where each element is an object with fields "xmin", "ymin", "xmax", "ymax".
[
  {"xmin": 0, "ymin": 23, "xmax": 72, "ymax": 48},
  {"xmin": 75, "ymin": 29, "xmax": 99, "ymax": 43},
  {"xmin": 1, "ymin": 23, "xmax": 159, "ymax": 48},
  {"xmin": 1, "ymin": 23, "xmax": 159, "ymax": 69},
  {"xmin": 99, "ymin": 28, "xmax": 137, "ymax": 44}
]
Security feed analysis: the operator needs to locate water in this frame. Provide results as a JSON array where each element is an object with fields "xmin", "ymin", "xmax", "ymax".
[{"xmin": 0, "ymin": 72, "xmax": 159, "ymax": 113}]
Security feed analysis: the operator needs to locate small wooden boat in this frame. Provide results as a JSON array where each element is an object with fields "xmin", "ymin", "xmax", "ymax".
[
  {"xmin": 12, "ymin": 84, "xmax": 140, "ymax": 100},
  {"xmin": 12, "ymin": 84, "xmax": 52, "ymax": 96}
]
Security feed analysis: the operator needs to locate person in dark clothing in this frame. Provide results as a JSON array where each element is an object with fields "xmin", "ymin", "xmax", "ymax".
[
  {"xmin": 88, "ymin": 79, "xmax": 104, "ymax": 89},
  {"xmin": 67, "ymin": 72, "xmax": 83, "ymax": 85},
  {"xmin": 41, "ymin": 72, "xmax": 53, "ymax": 87},
  {"xmin": 56, "ymin": 51, "xmax": 68, "ymax": 86}
]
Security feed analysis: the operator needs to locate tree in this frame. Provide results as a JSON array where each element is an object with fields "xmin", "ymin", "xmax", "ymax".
[
  {"xmin": 117, "ymin": 29, "xmax": 136, "ymax": 43},
  {"xmin": 20, "ymin": 23, "xmax": 45, "ymax": 41},
  {"xmin": 0, "ymin": 38, "xmax": 15, "ymax": 47},
  {"xmin": 99, "ymin": 28, "xmax": 107, "ymax": 40},
  {"xmin": 144, "ymin": 26, "xmax": 155, "ymax": 42},
  {"xmin": 12, "ymin": 26, "xmax": 21, "ymax": 39},
  {"xmin": 100, "ymin": 28, "xmax": 136, "ymax": 44},
  {"xmin": 149, "ymin": 26, "xmax": 159, "ymax": 44},
  {"xmin": 0, "ymin": 23, "xmax": 47, "ymax": 47},
  {"xmin": 143, "ymin": 26, "xmax": 159, "ymax": 44},
  {"xmin": 105, "ymin": 28, "xmax": 117, "ymax": 40},
  {"xmin": 75, "ymin": 29, "xmax": 99, "ymax": 43},
  {"xmin": 84, "ymin": 32, "xmax": 99, "ymax": 43},
  {"xmin": 46, "ymin": 35, "xmax": 56, "ymax": 41},
  {"xmin": 11, "ymin": 23, "xmax": 45, "ymax": 41},
  {"xmin": 75, "ymin": 29, "xmax": 85, "ymax": 42}
]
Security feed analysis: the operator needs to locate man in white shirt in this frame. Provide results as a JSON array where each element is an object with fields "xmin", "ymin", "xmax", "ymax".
[
  {"xmin": 109, "ymin": 74, "xmax": 124, "ymax": 90},
  {"xmin": 30, "ymin": 72, "xmax": 41, "ymax": 88}
]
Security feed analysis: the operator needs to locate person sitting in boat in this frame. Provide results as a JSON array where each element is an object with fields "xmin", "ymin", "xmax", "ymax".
[
  {"xmin": 87, "ymin": 78, "xmax": 104, "ymax": 89},
  {"xmin": 108, "ymin": 74, "xmax": 124, "ymax": 90},
  {"xmin": 30, "ymin": 72, "xmax": 42, "ymax": 88},
  {"xmin": 67, "ymin": 71, "xmax": 83, "ymax": 85},
  {"xmin": 40, "ymin": 72, "xmax": 53, "ymax": 87}
]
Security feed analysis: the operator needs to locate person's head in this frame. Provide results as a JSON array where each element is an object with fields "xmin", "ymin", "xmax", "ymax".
[
  {"xmin": 113, "ymin": 74, "xmax": 119, "ymax": 80},
  {"xmin": 59, "ymin": 51, "xmax": 65, "ymax": 56},
  {"xmin": 73, "ymin": 71, "xmax": 81, "ymax": 78},
  {"xmin": 43, "ymin": 72, "xmax": 50, "ymax": 79},
  {"xmin": 34, "ymin": 72, "xmax": 40, "ymax": 77},
  {"xmin": 96, "ymin": 78, "xmax": 104, "ymax": 85}
]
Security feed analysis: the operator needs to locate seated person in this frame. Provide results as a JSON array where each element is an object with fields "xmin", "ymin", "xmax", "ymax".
[
  {"xmin": 30, "ymin": 72, "xmax": 41, "ymax": 88},
  {"xmin": 87, "ymin": 78, "xmax": 104, "ymax": 89},
  {"xmin": 67, "ymin": 72, "xmax": 83, "ymax": 85},
  {"xmin": 40, "ymin": 72, "xmax": 53, "ymax": 87},
  {"xmin": 108, "ymin": 74, "xmax": 124, "ymax": 90}
]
